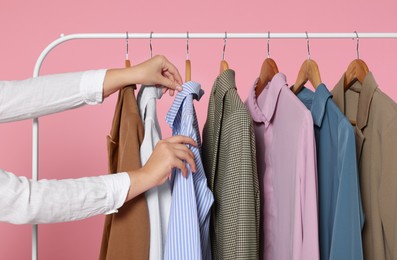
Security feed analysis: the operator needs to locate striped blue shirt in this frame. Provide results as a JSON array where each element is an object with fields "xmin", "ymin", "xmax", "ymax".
[{"xmin": 164, "ymin": 81, "xmax": 214, "ymax": 260}]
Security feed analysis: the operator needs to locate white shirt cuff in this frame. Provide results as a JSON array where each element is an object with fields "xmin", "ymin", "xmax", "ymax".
[
  {"xmin": 99, "ymin": 172, "xmax": 130, "ymax": 214},
  {"xmin": 80, "ymin": 69, "xmax": 107, "ymax": 105}
]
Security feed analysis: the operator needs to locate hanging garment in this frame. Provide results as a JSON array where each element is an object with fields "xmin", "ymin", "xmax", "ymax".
[
  {"xmin": 99, "ymin": 86, "xmax": 150, "ymax": 260},
  {"xmin": 164, "ymin": 81, "xmax": 214, "ymax": 260},
  {"xmin": 138, "ymin": 85, "xmax": 172, "ymax": 260},
  {"xmin": 296, "ymin": 84, "xmax": 364, "ymax": 260},
  {"xmin": 202, "ymin": 70, "xmax": 260, "ymax": 260},
  {"xmin": 245, "ymin": 73, "xmax": 319, "ymax": 260},
  {"xmin": 332, "ymin": 72, "xmax": 397, "ymax": 260}
]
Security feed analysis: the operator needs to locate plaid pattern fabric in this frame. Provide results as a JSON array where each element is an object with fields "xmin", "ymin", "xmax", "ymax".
[{"xmin": 202, "ymin": 70, "xmax": 260, "ymax": 260}]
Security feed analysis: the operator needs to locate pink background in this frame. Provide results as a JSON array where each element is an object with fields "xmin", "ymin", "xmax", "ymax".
[{"xmin": 1, "ymin": 0, "xmax": 397, "ymax": 259}]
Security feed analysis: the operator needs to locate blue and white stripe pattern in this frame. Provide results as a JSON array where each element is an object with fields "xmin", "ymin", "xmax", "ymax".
[{"xmin": 164, "ymin": 81, "xmax": 214, "ymax": 260}]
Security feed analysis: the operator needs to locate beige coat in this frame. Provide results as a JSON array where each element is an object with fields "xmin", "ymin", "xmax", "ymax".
[{"xmin": 332, "ymin": 72, "xmax": 397, "ymax": 260}]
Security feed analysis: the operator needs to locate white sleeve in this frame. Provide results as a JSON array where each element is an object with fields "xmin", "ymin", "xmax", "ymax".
[
  {"xmin": 0, "ymin": 69, "xmax": 106, "ymax": 123},
  {"xmin": 0, "ymin": 169, "xmax": 130, "ymax": 224}
]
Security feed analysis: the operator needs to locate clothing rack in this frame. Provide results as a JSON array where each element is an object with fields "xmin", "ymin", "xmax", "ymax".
[{"xmin": 31, "ymin": 32, "xmax": 397, "ymax": 260}]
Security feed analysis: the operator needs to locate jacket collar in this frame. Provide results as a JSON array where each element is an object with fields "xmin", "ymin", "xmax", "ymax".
[
  {"xmin": 166, "ymin": 81, "xmax": 203, "ymax": 128},
  {"xmin": 246, "ymin": 73, "xmax": 286, "ymax": 128},
  {"xmin": 333, "ymin": 72, "xmax": 378, "ymax": 130},
  {"xmin": 212, "ymin": 69, "xmax": 237, "ymax": 101},
  {"xmin": 297, "ymin": 84, "xmax": 332, "ymax": 127}
]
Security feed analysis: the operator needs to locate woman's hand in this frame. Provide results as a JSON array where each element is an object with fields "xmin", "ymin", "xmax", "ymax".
[
  {"xmin": 103, "ymin": 55, "xmax": 183, "ymax": 98},
  {"xmin": 130, "ymin": 55, "xmax": 183, "ymax": 96},
  {"xmin": 125, "ymin": 135, "xmax": 197, "ymax": 201}
]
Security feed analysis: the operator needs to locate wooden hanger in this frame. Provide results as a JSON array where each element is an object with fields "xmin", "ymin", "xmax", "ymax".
[
  {"xmin": 292, "ymin": 59, "xmax": 322, "ymax": 94},
  {"xmin": 124, "ymin": 57, "xmax": 136, "ymax": 89},
  {"xmin": 185, "ymin": 59, "xmax": 191, "ymax": 82},
  {"xmin": 344, "ymin": 32, "xmax": 369, "ymax": 91},
  {"xmin": 220, "ymin": 60, "xmax": 229, "ymax": 73},
  {"xmin": 343, "ymin": 58, "xmax": 367, "ymax": 126},
  {"xmin": 220, "ymin": 32, "xmax": 229, "ymax": 73},
  {"xmin": 124, "ymin": 32, "xmax": 136, "ymax": 89},
  {"xmin": 256, "ymin": 58, "xmax": 278, "ymax": 96},
  {"xmin": 125, "ymin": 32, "xmax": 131, "ymax": 68},
  {"xmin": 185, "ymin": 33, "xmax": 191, "ymax": 81},
  {"xmin": 344, "ymin": 59, "xmax": 369, "ymax": 91},
  {"xmin": 125, "ymin": 59, "xmax": 131, "ymax": 68},
  {"xmin": 292, "ymin": 33, "xmax": 322, "ymax": 94},
  {"xmin": 255, "ymin": 33, "xmax": 279, "ymax": 97}
]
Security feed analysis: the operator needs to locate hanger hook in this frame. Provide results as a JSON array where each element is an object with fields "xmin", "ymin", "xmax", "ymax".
[
  {"xmin": 126, "ymin": 31, "xmax": 129, "ymax": 60},
  {"xmin": 186, "ymin": 32, "xmax": 190, "ymax": 60},
  {"xmin": 222, "ymin": 32, "xmax": 227, "ymax": 60},
  {"xmin": 354, "ymin": 31, "xmax": 360, "ymax": 59},
  {"xmin": 306, "ymin": 31, "xmax": 310, "ymax": 60},
  {"xmin": 150, "ymin": 32, "xmax": 153, "ymax": 58},
  {"xmin": 267, "ymin": 31, "xmax": 271, "ymax": 58}
]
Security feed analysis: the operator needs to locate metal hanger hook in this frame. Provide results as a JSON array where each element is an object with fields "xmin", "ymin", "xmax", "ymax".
[
  {"xmin": 267, "ymin": 31, "xmax": 271, "ymax": 58},
  {"xmin": 306, "ymin": 31, "xmax": 311, "ymax": 60},
  {"xmin": 150, "ymin": 32, "xmax": 153, "ymax": 58},
  {"xmin": 354, "ymin": 31, "xmax": 360, "ymax": 59},
  {"xmin": 222, "ymin": 32, "xmax": 227, "ymax": 60},
  {"xmin": 126, "ymin": 31, "xmax": 129, "ymax": 60},
  {"xmin": 186, "ymin": 32, "xmax": 190, "ymax": 60}
]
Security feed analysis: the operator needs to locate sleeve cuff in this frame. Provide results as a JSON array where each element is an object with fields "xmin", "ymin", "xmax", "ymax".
[
  {"xmin": 99, "ymin": 172, "xmax": 131, "ymax": 215},
  {"xmin": 80, "ymin": 69, "xmax": 107, "ymax": 105}
]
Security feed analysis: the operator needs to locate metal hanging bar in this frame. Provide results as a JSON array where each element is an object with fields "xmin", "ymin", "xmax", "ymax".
[
  {"xmin": 33, "ymin": 32, "xmax": 397, "ymax": 76},
  {"xmin": 31, "ymin": 31, "xmax": 397, "ymax": 260}
]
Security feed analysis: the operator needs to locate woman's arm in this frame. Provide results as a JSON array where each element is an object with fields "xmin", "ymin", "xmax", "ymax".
[
  {"xmin": 103, "ymin": 55, "xmax": 182, "ymax": 98},
  {"xmin": 0, "ymin": 135, "xmax": 196, "ymax": 224},
  {"xmin": 0, "ymin": 168, "xmax": 130, "ymax": 224},
  {"xmin": 0, "ymin": 55, "xmax": 195, "ymax": 224},
  {"xmin": 0, "ymin": 55, "xmax": 182, "ymax": 123}
]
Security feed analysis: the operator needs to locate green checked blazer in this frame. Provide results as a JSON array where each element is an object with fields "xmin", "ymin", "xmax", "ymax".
[{"xmin": 202, "ymin": 69, "xmax": 260, "ymax": 260}]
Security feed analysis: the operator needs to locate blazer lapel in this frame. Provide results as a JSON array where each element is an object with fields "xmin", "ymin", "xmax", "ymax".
[
  {"xmin": 332, "ymin": 73, "xmax": 378, "ymax": 165},
  {"xmin": 355, "ymin": 127, "xmax": 365, "ymax": 165},
  {"xmin": 204, "ymin": 70, "xmax": 235, "ymax": 191},
  {"xmin": 210, "ymin": 84, "xmax": 225, "ymax": 190}
]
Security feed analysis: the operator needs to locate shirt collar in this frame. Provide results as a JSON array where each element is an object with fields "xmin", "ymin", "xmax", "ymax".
[
  {"xmin": 333, "ymin": 72, "xmax": 378, "ymax": 130},
  {"xmin": 137, "ymin": 85, "xmax": 163, "ymax": 118},
  {"xmin": 297, "ymin": 84, "xmax": 332, "ymax": 127},
  {"xmin": 246, "ymin": 73, "xmax": 286, "ymax": 127},
  {"xmin": 166, "ymin": 81, "xmax": 204, "ymax": 128}
]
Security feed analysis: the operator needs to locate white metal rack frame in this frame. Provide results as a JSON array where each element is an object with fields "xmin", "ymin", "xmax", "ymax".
[{"xmin": 30, "ymin": 32, "xmax": 397, "ymax": 260}]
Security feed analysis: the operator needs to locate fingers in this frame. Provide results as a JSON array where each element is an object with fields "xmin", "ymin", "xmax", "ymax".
[
  {"xmin": 172, "ymin": 148, "xmax": 196, "ymax": 176},
  {"xmin": 163, "ymin": 70, "xmax": 175, "ymax": 83},
  {"xmin": 162, "ymin": 71, "xmax": 178, "ymax": 96},
  {"xmin": 173, "ymin": 146, "xmax": 196, "ymax": 171},
  {"xmin": 159, "ymin": 136, "xmax": 197, "ymax": 177},
  {"xmin": 161, "ymin": 87, "xmax": 175, "ymax": 97},
  {"xmin": 161, "ymin": 56, "xmax": 183, "ymax": 86},
  {"xmin": 169, "ymin": 138, "xmax": 197, "ymax": 176},
  {"xmin": 172, "ymin": 143, "xmax": 195, "ymax": 157},
  {"xmin": 158, "ymin": 76, "xmax": 182, "ymax": 93},
  {"xmin": 174, "ymin": 159, "xmax": 188, "ymax": 177},
  {"xmin": 165, "ymin": 135, "xmax": 197, "ymax": 146}
]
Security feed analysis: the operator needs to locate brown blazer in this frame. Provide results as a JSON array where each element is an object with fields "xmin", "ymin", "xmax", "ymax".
[
  {"xmin": 332, "ymin": 72, "xmax": 397, "ymax": 260},
  {"xmin": 99, "ymin": 86, "xmax": 150, "ymax": 260}
]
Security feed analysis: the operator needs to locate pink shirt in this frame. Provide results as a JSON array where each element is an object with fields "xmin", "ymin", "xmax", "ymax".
[{"xmin": 245, "ymin": 73, "xmax": 319, "ymax": 260}]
